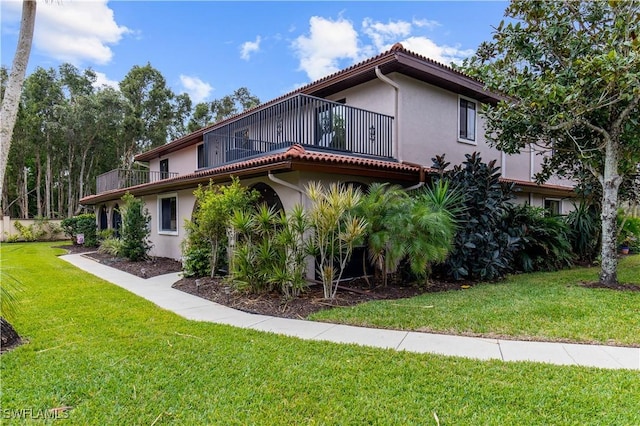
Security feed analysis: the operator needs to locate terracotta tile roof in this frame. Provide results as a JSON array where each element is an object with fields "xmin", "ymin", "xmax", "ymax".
[
  {"xmin": 135, "ymin": 43, "xmax": 495, "ymax": 162},
  {"xmin": 499, "ymin": 177, "xmax": 575, "ymax": 192},
  {"xmin": 82, "ymin": 145, "xmax": 421, "ymax": 204}
]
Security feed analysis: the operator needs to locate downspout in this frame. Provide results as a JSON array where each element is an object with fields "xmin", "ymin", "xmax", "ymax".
[
  {"xmin": 268, "ymin": 172, "xmax": 304, "ymax": 204},
  {"xmin": 375, "ymin": 67, "xmax": 400, "ymax": 162},
  {"xmin": 402, "ymin": 161, "xmax": 427, "ymax": 192}
]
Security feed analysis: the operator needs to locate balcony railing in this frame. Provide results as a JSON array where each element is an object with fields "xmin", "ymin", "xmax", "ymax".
[
  {"xmin": 202, "ymin": 94, "xmax": 394, "ymax": 169},
  {"xmin": 96, "ymin": 169, "xmax": 178, "ymax": 194}
]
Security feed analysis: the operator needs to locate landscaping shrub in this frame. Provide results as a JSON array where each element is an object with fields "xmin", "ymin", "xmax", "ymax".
[
  {"xmin": 97, "ymin": 237, "xmax": 125, "ymax": 257},
  {"xmin": 432, "ymin": 152, "xmax": 519, "ymax": 281},
  {"xmin": 564, "ymin": 202, "xmax": 601, "ymax": 263},
  {"xmin": 618, "ymin": 212, "xmax": 640, "ymax": 254},
  {"xmin": 504, "ymin": 204, "xmax": 574, "ymax": 272},
  {"xmin": 354, "ymin": 183, "xmax": 410, "ymax": 286},
  {"xmin": 61, "ymin": 214, "xmax": 98, "ymax": 247},
  {"xmin": 306, "ymin": 182, "xmax": 367, "ymax": 299},
  {"xmin": 404, "ymin": 181, "xmax": 459, "ymax": 283},
  {"xmin": 120, "ymin": 193, "xmax": 151, "ymax": 261},
  {"xmin": 229, "ymin": 204, "xmax": 310, "ymax": 298},
  {"xmin": 185, "ymin": 177, "xmax": 258, "ymax": 277}
]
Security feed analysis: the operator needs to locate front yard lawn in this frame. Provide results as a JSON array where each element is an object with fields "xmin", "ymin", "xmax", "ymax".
[
  {"xmin": 1, "ymin": 243, "xmax": 639, "ymax": 425},
  {"xmin": 310, "ymin": 255, "xmax": 640, "ymax": 347}
]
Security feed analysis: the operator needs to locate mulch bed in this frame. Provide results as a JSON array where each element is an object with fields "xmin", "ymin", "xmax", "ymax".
[
  {"xmin": 171, "ymin": 276, "xmax": 459, "ymax": 319},
  {"xmin": 54, "ymin": 244, "xmax": 182, "ymax": 279},
  {"xmin": 54, "ymin": 244, "xmax": 639, "ymax": 319}
]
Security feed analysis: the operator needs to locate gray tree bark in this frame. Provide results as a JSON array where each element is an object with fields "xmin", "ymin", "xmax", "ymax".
[{"xmin": 0, "ymin": 0, "xmax": 37, "ymax": 197}]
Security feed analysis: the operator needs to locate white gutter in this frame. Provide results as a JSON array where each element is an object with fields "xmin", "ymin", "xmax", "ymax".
[
  {"xmin": 375, "ymin": 67, "xmax": 400, "ymax": 162},
  {"xmin": 268, "ymin": 172, "xmax": 304, "ymax": 204}
]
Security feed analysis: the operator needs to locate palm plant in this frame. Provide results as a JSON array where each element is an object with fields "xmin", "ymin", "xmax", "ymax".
[
  {"xmin": 404, "ymin": 198, "xmax": 456, "ymax": 284},
  {"xmin": 355, "ymin": 183, "xmax": 409, "ymax": 286}
]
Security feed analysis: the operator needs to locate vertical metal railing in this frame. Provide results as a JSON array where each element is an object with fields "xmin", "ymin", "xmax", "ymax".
[
  {"xmin": 202, "ymin": 94, "xmax": 393, "ymax": 168},
  {"xmin": 96, "ymin": 169, "xmax": 178, "ymax": 194}
]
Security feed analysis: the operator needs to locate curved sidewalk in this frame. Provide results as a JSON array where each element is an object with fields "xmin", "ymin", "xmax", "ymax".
[{"xmin": 60, "ymin": 253, "xmax": 639, "ymax": 370}]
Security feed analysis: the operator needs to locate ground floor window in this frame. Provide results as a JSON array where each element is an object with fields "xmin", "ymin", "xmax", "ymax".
[
  {"xmin": 544, "ymin": 198, "xmax": 561, "ymax": 216},
  {"xmin": 158, "ymin": 194, "xmax": 178, "ymax": 234}
]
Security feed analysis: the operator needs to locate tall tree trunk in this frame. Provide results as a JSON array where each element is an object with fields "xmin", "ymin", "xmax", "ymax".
[
  {"xmin": 45, "ymin": 149, "xmax": 52, "ymax": 218},
  {"xmin": 0, "ymin": 0, "xmax": 37, "ymax": 196},
  {"xmin": 35, "ymin": 150, "xmax": 42, "ymax": 217},
  {"xmin": 21, "ymin": 166, "xmax": 28, "ymax": 219},
  {"xmin": 599, "ymin": 139, "xmax": 622, "ymax": 286}
]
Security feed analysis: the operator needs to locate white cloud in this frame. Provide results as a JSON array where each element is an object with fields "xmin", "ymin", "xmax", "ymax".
[
  {"xmin": 292, "ymin": 16, "xmax": 361, "ymax": 81},
  {"xmin": 179, "ymin": 75, "xmax": 213, "ymax": 103},
  {"xmin": 398, "ymin": 37, "xmax": 475, "ymax": 65},
  {"xmin": 30, "ymin": 0, "xmax": 130, "ymax": 65},
  {"xmin": 92, "ymin": 71, "xmax": 120, "ymax": 90},
  {"xmin": 362, "ymin": 18, "xmax": 412, "ymax": 51},
  {"xmin": 412, "ymin": 18, "xmax": 441, "ymax": 30},
  {"xmin": 240, "ymin": 36, "xmax": 261, "ymax": 61}
]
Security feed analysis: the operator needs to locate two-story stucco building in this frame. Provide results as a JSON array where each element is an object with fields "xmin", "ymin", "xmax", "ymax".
[{"xmin": 81, "ymin": 44, "xmax": 575, "ymax": 261}]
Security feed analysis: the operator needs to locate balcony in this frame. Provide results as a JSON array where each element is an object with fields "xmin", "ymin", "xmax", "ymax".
[
  {"xmin": 201, "ymin": 94, "xmax": 394, "ymax": 169},
  {"xmin": 96, "ymin": 169, "xmax": 178, "ymax": 194}
]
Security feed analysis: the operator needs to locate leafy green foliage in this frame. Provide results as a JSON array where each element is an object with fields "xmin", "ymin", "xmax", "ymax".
[
  {"xmin": 186, "ymin": 177, "xmax": 259, "ymax": 277},
  {"xmin": 504, "ymin": 204, "xmax": 573, "ymax": 272},
  {"xmin": 404, "ymin": 189, "xmax": 457, "ymax": 283},
  {"xmin": 229, "ymin": 204, "xmax": 311, "ymax": 298},
  {"xmin": 462, "ymin": 1, "xmax": 640, "ymax": 285},
  {"xmin": 119, "ymin": 193, "xmax": 151, "ymax": 261},
  {"xmin": 60, "ymin": 214, "xmax": 98, "ymax": 247},
  {"xmin": 618, "ymin": 212, "xmax": 640, "ymax": 253},
  {"xmin": 306, "ymin": 182, "xmax": 367, "ymax": 299},
  {"xmin": 97, "ymin": 237, "xmax": 125, "ymax": 257},
  {"xmin": 565, "ymin": 202, "xmax": 601, "ymax": 263},
  {"xmin": 354, "ymin": 183, "xmax": 409, "ymax": 285},
  {"xmin": 434, "ymin": 153, "xmax": 519, "ymax": 281}
]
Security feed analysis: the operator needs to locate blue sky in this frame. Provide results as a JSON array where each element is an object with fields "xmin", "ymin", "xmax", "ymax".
[{"xmin": 1, "ymin": 1, "xmax": 509, "ymax": 104}]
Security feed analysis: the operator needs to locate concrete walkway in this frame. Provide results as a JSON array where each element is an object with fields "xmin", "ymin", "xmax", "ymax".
[{"xmin": 60, "ymin": 253, "xmax": 639, "ymax": 370}]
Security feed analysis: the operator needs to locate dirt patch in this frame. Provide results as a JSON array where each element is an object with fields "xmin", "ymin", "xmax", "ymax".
[
  {"xmin": 580, "ymin": 281, "xmax": 640, "ymax": 292},
  {"xmin": 172, "ymin": 276, "xmax": 470, "ymax": 319},
  {"xmin": 1, "ymin": 318, "xmax": 22, "ymax": 354}
]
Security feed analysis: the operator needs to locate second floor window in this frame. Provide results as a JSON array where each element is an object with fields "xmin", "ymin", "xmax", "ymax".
[
  {"xmin": 197, "ymin": 144, "xmax": 205, "ymax": 169},
  {"xmin": 459, "ymin": 97, "xmax": 476, "ymax": 142},
  {"xmin": 160, "ymin": 159, "xmax": 169, "ymax": 179}
]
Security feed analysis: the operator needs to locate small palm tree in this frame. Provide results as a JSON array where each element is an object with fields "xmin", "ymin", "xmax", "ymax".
[{"xmin": 356, "ymin": 183, "xmax": 410, "ymax": 286}]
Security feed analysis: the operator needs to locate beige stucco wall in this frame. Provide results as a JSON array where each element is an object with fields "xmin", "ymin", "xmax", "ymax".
[{"xmin": 149, "ymin": 144, "xmax": 200, "ymax": 175}]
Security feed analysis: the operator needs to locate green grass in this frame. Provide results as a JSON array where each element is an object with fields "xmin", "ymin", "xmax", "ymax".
[
  {"xmin": 1, "ymin": 243, "xmax": 639, "ymax": 425},
  {"xmin": 310, "ymin": 255, "xmax": 640, "ymax": 346}
]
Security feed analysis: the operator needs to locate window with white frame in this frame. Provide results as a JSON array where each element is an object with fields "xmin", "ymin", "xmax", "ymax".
[
  {"xmin": 458, "ymin": 97, "xmax": 476, "ymax": 143},
  {"xmin": 158, "ymin": 193, "xmax": 178, "ymax": 234}
]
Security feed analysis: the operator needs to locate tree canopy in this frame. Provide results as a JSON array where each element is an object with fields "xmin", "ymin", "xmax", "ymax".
[
  {"xmin": 1, "ymin": 60, "xmax": 260, "ymax": 220},
  {"xmin": 463, "ymin": 0, "xmax": 640, "ymax": 285}
]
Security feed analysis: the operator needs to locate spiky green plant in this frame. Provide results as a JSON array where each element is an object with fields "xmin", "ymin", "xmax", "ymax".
[{"xmin": 306, "ymin": 182, "xmax": 367, "ymax": 299}]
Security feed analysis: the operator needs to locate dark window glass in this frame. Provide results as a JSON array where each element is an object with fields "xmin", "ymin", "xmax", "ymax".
[
  {"xmin": 459, "ymin": 98, "xmax": 476, "ymax": 141},
  {"xmin": 160, "ymin": 197, "xmax": 177, "ymax": 231},
  {"xmin": 160, "ymin": 159, "xmax": 169, "ymax": 179}
]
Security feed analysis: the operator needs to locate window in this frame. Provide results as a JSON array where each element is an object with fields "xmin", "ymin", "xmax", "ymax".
[
  {"xmin": 544, "ymin": 199, "xmax": 561, "ymax": 216},
  {"xmin": 459, "ymin": 97, "xmax": 476, "ymax": 143},
  {"xmin": 315, "ymin": 99, "xmax": 347, "ymax": 150},
  {"xmin": 160, "ymin": 159, "xmax": 169, "ymax": 179},
  {"xmin": 197, "ymin": 144, "xmax": 206, "ymax": 169},
  {"xmin": 234, "ymin": 129, "xmax": 250, "ymax": 149},
  {"xmin": 158, "ymin": 194, "xmax": 177, "ymax": 234}
]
